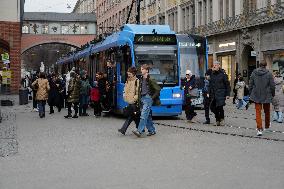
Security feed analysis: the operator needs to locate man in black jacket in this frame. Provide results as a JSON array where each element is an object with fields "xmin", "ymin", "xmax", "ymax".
[{"xmin": 208, "ymin": 61, "xmax": 231, "ymax": 126}]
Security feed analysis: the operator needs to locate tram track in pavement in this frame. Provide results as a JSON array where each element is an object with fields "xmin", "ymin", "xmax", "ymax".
[{"xmin": 154, "ymin": 121, "xmax": 284, "ymax": 142}]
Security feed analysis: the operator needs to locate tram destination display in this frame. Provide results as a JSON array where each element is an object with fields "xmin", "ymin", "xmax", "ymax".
[{"xmin": 134, "ymin": 34, "xmax": 177, "ymax": 45}]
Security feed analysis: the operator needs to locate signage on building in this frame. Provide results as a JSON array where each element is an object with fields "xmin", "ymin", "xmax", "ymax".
[
  {"xmin": 218, "ymin": 42, "xmax": 236, "ymax": 48},
  {"xmin": 2, "ymin": 70, "xmax": 12, "ymax": 85},
  {"xmin": 1, "ymin": 53, "xmax": 9, "ymax": 61},
  {"xmin": 251, "ymin": 51, "xmax": 257, "ymax": 57}
]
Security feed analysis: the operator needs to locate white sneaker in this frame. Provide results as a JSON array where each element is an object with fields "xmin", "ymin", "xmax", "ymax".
[
  {"xmin": 257, "ymin": 130, "xmax": 262, "ymax": 136},
  {"xmin": 33, "ymin": 108, "xmax": 39, "ymax": 112}
]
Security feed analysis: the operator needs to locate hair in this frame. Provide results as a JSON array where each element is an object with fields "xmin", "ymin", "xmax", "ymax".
[
  {"xmin": 127, "ymin": 67, "xmax": 137, "ymax": 75},
  {"xmin": 141, "ymin": 64, "xmax": 150, "ymax": 72},
  {"xmin": 39, "ymin": 72, "xmax": 46, "ymax": 79},
  {"xmin": 259, "ymin": 61, "xmax": 267, "ymax": 68},
  {"xmin": 239, "ymin": 76, "xmax": 244, "ymax": 81}
]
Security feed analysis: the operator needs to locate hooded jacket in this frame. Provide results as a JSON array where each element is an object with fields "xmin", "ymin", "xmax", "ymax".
[
  {"xmin": 272, "ymin": 76, "xmax": 284, "ymax": 111},
  {"xmin": 249, "ymin": 67, "xmax": 275, "ymax": 103}
]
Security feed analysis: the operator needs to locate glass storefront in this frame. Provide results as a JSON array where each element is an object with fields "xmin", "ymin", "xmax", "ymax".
[
  {"xmin": 264, "ymin": 51, "xmax": 284, "ymax": 77},
  {"xmin": 217, "ymin": 54, "xmax": 235, "ymax": 82}
]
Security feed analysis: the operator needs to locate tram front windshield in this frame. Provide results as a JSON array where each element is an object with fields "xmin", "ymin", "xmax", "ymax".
[{"xmin": 135, "ymin": 45, "xmax": 178, "ymax": 86}]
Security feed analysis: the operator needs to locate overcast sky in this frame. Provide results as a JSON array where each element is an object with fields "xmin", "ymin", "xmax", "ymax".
[{"xmin": 24, "ymin": 0, "xmax": 78, "ymax": 13}]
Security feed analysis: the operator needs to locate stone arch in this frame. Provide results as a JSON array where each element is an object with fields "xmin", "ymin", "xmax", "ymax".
[{"xmin": 21, "ymin": 42, "xmax": 78, "ymax": 55}]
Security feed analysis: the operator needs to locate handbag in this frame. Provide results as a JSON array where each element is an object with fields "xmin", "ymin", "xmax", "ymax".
[{"xmin": 188, "ymin": 87, "xmax": 199, "ymax": 97}]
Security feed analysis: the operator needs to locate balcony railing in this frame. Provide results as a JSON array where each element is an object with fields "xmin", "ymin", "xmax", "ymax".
[{"xmin": 187, "ymin": 3, "xmax": 284, "ymax": 36}]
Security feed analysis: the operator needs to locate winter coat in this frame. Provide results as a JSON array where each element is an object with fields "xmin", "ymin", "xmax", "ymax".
[
  {"xmin": 123, "ymin": 77, "xmax": 139, "ymax": 104},
  {"xmin": 209, "ymin": 69, "xmax": 231, "ymax": 107},
  {"xmin": 138, "ymin": 75, "xmax": 161, "ymax": 106},
  {"xmin": 235, "ymin": 81, "xmax": 246, "ymax": 100},
  {"xmin": 48, "ymin": 79, "xmax": 61, "ymax": 106},
  {"xmin": 80, "ymin": 79, "xmax": 91, "ymax": 95},
  {"xmin": 67, "ymin": 77, "xmax": 81, "ymax": 103},
  {"xmin": 182, "ymin": 75, "xmax": 197, "ymax": 98},
  {"xmin": 249, "ymin": 67, "xmax": 275, "ymax": 104},
  {"xmin": 32, "ymin": 78, "xmax": 50, "ymax": 101},
  {"xmin": 272, "ymin": 77, "xmax": 284, "ymax": 111}
]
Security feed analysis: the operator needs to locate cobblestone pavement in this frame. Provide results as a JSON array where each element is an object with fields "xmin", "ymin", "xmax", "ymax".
[{"xmin": 0, "ymin": 98, "xmax": 284, "ymax": 189}]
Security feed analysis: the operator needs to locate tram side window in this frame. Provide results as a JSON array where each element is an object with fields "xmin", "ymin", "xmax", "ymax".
[{"xmin": 120, "ymin": 46, "xmax": 132, "ymax": 83}]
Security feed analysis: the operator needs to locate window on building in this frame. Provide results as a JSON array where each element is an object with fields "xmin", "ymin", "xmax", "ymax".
[
  {"xmin": 191, "ymin": 5, "xmax": 195, "ymax": 28},
  {"xmin": 249, "ymin": 0, "xmax": 257, "ymax": 11},
  {"xmin": 42, "ymin": 25, "xmax": 49, "ymax": 34},
  {"xmin": 22, "ymin": 25, "xmax": 29, "ymax": 34},
  {"xmin": 219, "ymin": 0, "xmax": 223, "ymax": 19},
  {"xmin": 209, "ymin": 0, "xmax": 213, "ymax": 22},
  {"xmin": 203, "ymin": 0, "xmax": 207, "ymax": 25},
  {"xmin": 232, "ymin": 0, "xmax": 235, "ymax": 17},
  {"xmin": 198, "ymin": 2, "xmax": 202, "ymax": 26},
  {"xmin": 225, "ymin": 0, "xmax": 229, "ymax": 18},
  {"xmin": 61, "ymin": 25, "xmax": 69, "ymax": 34},
  {"xmin": 186, "ymin": 7, "xmax": 190, "ymax": 29}
]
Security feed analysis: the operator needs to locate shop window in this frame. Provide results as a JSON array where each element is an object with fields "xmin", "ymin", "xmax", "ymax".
[{"xmin": 218, "ymin": 55, "xmax": 232, "ymax": 81}]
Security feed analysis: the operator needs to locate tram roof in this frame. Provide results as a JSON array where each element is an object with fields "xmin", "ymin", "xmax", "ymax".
[{"xmin": 91, "ymin": 24, "xmax": 175, "ymax": 54}]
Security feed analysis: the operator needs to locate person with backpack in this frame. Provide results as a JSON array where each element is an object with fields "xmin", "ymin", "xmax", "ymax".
[
  {"xmin": 133, "ymin": 64, "xmax": 161, "ymax": 137},
  {"xmin": 118, "ymin": 67, "xmax": 140, "ymax": 135},
  {"xmin": 32, "ymin": 72, "xmax": 50, "ymax": 118}
]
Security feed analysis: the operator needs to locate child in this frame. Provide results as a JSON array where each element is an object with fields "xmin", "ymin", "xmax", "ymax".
[
  {"xmin": 235, "ymin": 77, "xmax": 247, "ymax": 109},
  {"xmin": 90, "ymin": 73, "xmax": 101, "ymax": 117}
]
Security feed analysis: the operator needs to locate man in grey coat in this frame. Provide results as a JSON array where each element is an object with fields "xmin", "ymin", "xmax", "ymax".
[{"xmin": 249, "ymin": 61, "xmax": 275, "ymax": 136}]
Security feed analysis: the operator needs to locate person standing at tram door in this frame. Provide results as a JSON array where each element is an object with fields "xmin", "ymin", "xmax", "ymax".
[
  {"xmin": 79, "ymin": 71, "xmax": 91, "ymax": 116},
  {"xmin": 208, "ymin": 61, "xmax": 231, "ymax": 126},
  {"xmin": 133, "ymin": 64, "xmax": 161, "ymax": 137},
  {"xmin": 118, "ymin": 67, "xmax": 140, "ymax": 135},
  {"xmin": 183, "ymin": 70, "xmax": 198, "ymax": 123},
  {"xmin": 202, "ymin": 72, "xmax": 210, "ymax": 124}
]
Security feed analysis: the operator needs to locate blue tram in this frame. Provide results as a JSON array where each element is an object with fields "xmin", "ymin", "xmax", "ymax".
[{"xmin": 58, "ymin": 24, "xmax": 183, "ymax": 116}]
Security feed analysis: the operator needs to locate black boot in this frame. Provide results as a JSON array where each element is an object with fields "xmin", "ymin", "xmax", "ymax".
[
  {"xmin": 72, "ymin": 114, "xmax": 78, "ymax": 118},
  {"xmin": 64, "ymin": 114, "xmax": 72, "ymax": 118}
]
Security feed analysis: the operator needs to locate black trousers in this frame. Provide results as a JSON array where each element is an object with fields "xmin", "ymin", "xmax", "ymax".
[
  {"xmin": 185, "ymin": 97, "xmax": 196, "ymax": 120},
  {"xmin": 93, "ymin": 101, "xmax": 102, "ymax": 115},
  {"xmin": 67, "ymin": 102, "xmax": 79, "ymax": 116},
  {"xmin": 79, "ymin": 104, "xmax": 88, "ymax": 115},
  {"xmin": 210, "ymin": 99, "xmax": 224, "ymax": 122},
  {"xmin": 32, "ymin": 91, "xmax": 37, "ymax": 109},
  {"xmin": 203, "ymin": 96, "xmax": 210, "ymax": 121},
  {"xmin": 120, "ymin": 114, "xmax": 140, "ymax": 133}
]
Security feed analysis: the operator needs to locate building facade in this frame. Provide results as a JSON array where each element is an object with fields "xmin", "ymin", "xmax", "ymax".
[
  {"xmin": 96, "ymin": 0, "xmax": 138, "ymax": 35},
  {"xmin": 139, "ymin": 0, "xmax": 284, "ymax": 86},
  {"xmin": 73, "ymin": 0, "xmax": 97, "ymax": 14},
  {"xmin": 0, "ymin": 0, "xmax": 24, "ymax": 94}
]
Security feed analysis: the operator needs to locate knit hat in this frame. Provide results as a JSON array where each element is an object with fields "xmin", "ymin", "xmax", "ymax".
[{"xmin": 186, "ymin": 70, "xmax": 192, "ymax": 75}]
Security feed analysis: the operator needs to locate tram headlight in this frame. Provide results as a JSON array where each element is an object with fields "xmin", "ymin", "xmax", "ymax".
[{"xmin": 173, "ymin": 93, "xmax": 181, "ymax": 98}]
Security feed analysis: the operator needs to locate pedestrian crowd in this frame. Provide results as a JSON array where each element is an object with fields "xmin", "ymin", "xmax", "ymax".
[{"xmin": 23, "ymin": 60, "xmax": 283, "ymax": 137}]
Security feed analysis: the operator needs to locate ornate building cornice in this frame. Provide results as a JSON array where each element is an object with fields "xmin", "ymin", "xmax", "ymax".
[{"xmin": 188, "ymin": 3, "xmax": 284, "ymax": 36}]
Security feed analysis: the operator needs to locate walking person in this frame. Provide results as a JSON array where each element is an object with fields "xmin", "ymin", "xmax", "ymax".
[
  {"xmin": 233, "ymin": 73, "xmax": 241, "ymax": 104},
  {"xmin": 79, "ymin": 71, "xmax": 91, "ymax": 116},
  {"xmin": 97, "ymin": 72, "xmax": 108, "ymax": 114},
  {"xmin": 32, "ymin": 72, "xmax": 50, "ymax": 118},
  {"xmin": 133, "ymin": 64, "xmax": 161, "ymax": 137},
  {"xmin": 64, "ymin": 72, "xmax": 81, "ymax": 119},
  {"xmin": 202, "ymin": 73, "xmax": 210, "ymax": 124},
  {"xmin": 183, "ymin": 70, "xmax": 198, "ymax": 123},
  {"xmin": 249, "ymin": 61, "xmax": 275, "ymax": 136},
  {"xmin": 208, "ymin": 61, "xmax": 231, "ymax": 126},
  {"xmin": 235, "ymin": 77, "xmax": 247, "ymax": 109},
  {"xmin": 118, "ymin": 67, "xmax": 140, "ymax": 135},
  {"xmin": 31, "ymin": 72, "xmax": 39, "ymax": 111},
  {"xmin": 272, "ymin": 71, "xmax": 284, "ymax": 123}
]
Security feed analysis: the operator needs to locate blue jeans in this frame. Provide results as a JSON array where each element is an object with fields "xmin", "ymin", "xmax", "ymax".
[
  {"xmin": 237, "ymin": 99, "xmax": 246, "ymax": 109},
  {"xmin": 38, "ymin": 100, "xmax": 46, "ymax": 115},
  {"xmin": 137, "ymin": 95, "xmax": 156, "ymax": 133}
]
